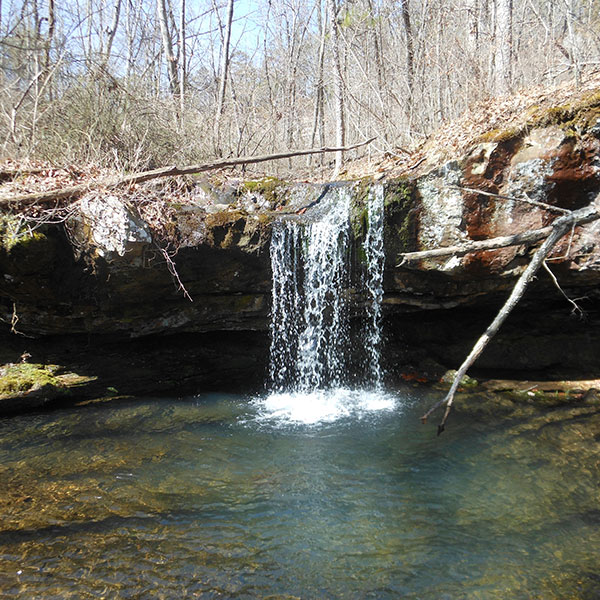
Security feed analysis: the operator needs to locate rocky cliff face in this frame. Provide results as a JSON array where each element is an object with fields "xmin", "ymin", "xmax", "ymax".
[
  {"xmin": 2, "ymin": 91, "xmax": 600, "ymax": 408},
  {"xmin": 386, "ymin": 122, "xmax": 600, "ymax": 308}
]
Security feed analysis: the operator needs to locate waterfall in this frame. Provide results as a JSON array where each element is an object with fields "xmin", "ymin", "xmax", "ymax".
[
  {"xmin": 363, "ymin": 184, "xmax": 385, "ymax": 389},
  {"xmin": 268, "ymin": 184, "xmax": 385, "ymax": 394},
  {"xmin": 269, "ymin": 187, "xmax": 351, "ymax": 392}
]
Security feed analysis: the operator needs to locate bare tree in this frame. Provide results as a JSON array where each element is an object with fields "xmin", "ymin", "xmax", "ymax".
[
  {"xmin": 158, "ymin": 0, "xmax": 179, "ymax": 95},
  {"xmin": 213, "ymin": 0, "xmax": 235, "ymax": 155},
  {"xmin": 326, "ymin": 0, "xmax": 345, "ymax": 174},
  {"xmin": 495, "ymin": 0, "xmax": 513, "ymax": 94},
  {"xmin": 102, "ymin": 0, "xmax": 122, "ymax": 72},
  {"xmin": 308, "ymin": 0, "xmax": 327, "ymax": 166}
]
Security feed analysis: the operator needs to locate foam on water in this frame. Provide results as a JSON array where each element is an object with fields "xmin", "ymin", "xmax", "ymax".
[{"xmin": 253, "ymin": 388, "xmax": 397, "ymax": 426}]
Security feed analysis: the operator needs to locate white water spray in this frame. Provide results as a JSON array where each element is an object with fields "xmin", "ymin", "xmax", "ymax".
[{"xmin": 269, "ymin": 187, "xmax": 351, "ymax": 392}]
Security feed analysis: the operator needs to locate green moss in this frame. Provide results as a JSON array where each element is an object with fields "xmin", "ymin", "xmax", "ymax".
[
  {"xmin": 256, "ymin": 211, "xmax": 276, "ymax": 226},
  {"xmin": 384, "ymin": 178, "xmax": 417, "ymax": 253},
  {"xmin": 470, "ymin": 89, "xmax": 600, "ymax": 149},
  {"xmin": 384, "ymin": 178, "xmax": 413, "ymax": 207},
  {"xmin": 440, "ymin": 369, "xmax": 478, "ymax": 389},
  {"xmin": 526, "ymin": 89, "xmax": 600, "ymax": 135},
  {"xmin": 233, "ymin": 294, "xmax": 260, "ymax": 310},
  {"xmin": 500, "ymin": 388, "xmax": 578, "ymax": 407},
  {"xmin": 0, "ymin": 363, "xmax": 60, "ymax": 396},
  {"xmin": 0, "ymin": 214, "xmax": 26, "ymax": 252},
  {"xmin": 474, "ymin": 126, "xmax": 523, "ymax": 144},
  {"xmin": 205, "ymin": 209, "xmax": 246, "ymax": 229},
  {"xmin": 0, "ymin": 214, "xmax": 52, "ymax": 276},
  {"xmin": 240, "ymin": 177, "xmax": 284, "ymax": 206}
]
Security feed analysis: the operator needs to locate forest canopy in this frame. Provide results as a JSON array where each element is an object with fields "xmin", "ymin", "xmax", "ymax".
[{"xmin": 1, "ymin": 0, "xmax": 598, "ymax": 175}]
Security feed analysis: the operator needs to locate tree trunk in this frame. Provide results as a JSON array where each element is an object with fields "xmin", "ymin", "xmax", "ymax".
[
  {"xmin": 214, "ymin": 0, "xmax": 235, "ymax": 155},
  {"xmin": 565, "ymin": 0, "xmax": 580, "ymax": 88},
  {"xmin": 466, "ymin": 0, "xmax": 479, "ymax": 54},
  {"xmin": 400, "ymin": 0, "xmax": 414, "ymax": 110},
  {"xmin": 158, "ymin": 0, "xmax": 179, "ymax": 95},
  {"xmin": 326, "ymin": 0, "xmax": 345, "ymax": 175},
  {"xmin": 103, "ymin": 0, "xmax": 122, "ymax": 71},
  {"xmin": 179, "ymin": 0, "xmax": 186, "ymax": 103},
  {"xmin": 494, "ymin": 0, "xmax": 512, "ymax": 94},
  {"xmin": 308, "ymin": 1, "xmax": 327, "ymax": 166}
]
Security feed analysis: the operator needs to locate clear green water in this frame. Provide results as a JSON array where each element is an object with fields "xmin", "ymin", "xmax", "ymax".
[{"xmin": 0, "ymin": 388, "xmax": 599, "ymax": 599}]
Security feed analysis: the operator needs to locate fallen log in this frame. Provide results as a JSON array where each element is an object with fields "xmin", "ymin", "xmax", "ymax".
[
  {"xmin": 1, "ymin": 138, "xmax": 376, "ymax": 206},
  {"xmin": 420, "ymin": 201, "xmax": 600, "ymax": 435}
]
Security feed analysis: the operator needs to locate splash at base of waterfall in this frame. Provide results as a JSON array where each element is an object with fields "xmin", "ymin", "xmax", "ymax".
[{"xmin": 253, "ymin": 388, "xmax": 397, "ymax": 426}]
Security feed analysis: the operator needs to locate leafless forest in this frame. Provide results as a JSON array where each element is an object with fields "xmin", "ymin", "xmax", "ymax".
[{"xmin": 1, "ymin": 0, "xmax": 599, "ymax": 174}]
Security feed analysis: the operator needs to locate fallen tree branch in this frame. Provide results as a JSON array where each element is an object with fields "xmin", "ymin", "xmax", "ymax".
[
  {"xmin": 421, "ymin": 201, "xmax": 600, "ymax": 435},
  {"xmin": 0, "ymin": 167, "xmax": 59, "ymax": 183},
  {"xmin": 397, "ymin": 226, "xmax": 553, "ymax": 265},
  {"xmin": 1, "ymin": 138, "xmax": 376, "ymax": 207},
  {"xmin": 398, "ymin": 207, "xmax": 600, "ymax": 266}
]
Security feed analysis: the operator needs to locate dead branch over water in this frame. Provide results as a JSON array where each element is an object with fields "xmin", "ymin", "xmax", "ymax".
[{"xmin": 418, "ymin": 200, "xmax": 600, "ymax": 435}]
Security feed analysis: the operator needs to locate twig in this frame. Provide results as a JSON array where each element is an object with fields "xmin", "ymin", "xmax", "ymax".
[
  {"xmin": 450, "ymin": 185, "xmax": 570, "ymax": 214},
  {"xmin": 542, "ymin": 260, "xmax": 584, "ymax": 316},
  {"xmin": 408, "ymin": 156, "xmax": 426, "ymax": 171},
  {"xmin": 8, "ymin": 302, "xmax": 33, "ymax": 338},
  {"xmin": 158, "ymin": 246, "xmax": 193, "ymax": 302}
]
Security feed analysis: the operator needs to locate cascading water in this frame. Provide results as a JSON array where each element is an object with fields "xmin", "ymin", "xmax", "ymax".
[
  {"xmin": 363, "ymin": 184, "xmax": 385, "ymax": 389},
  {"xmin": 260, "ymin": 183, "xmax": 393, "ymax": 424},
  {"xmin": 269, "ymin": 187, "xmax": 351, "ymax": 392}
]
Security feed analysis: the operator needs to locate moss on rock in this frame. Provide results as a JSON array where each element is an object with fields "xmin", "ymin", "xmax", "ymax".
[
  {"xmin": 0, "ymin": 361, "xmax": 97, "ymax": 414},
  {"xmin": 383, "ymin": 178, "xmax": 418, "ymax": 255},
  {"xmin": 525, "ymin": 89, "xmax": 600, "ymax": 136},
  {"xmin": 0, "ymin": 362, "xmax": 59, "ymax": 395},
  {"xmin": 240, "ymin": 177, "xmax": 285, "ymax": 206},
  {"xmin": 0, "ymin": 214, "xmax": 49, "ymax": 254},
  {"xmin": 474, "ymin": 126, "xmax": 524, "ymax": 144}
]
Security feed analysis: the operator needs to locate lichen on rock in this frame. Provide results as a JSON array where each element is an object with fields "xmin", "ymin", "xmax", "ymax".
[
  {"xmin": 75, "ymin": 194, "xmax": 152, "ymax": 261},
  {"xmin": 416, "ymin": 160, "xmax": 467, "ymax": 254}
]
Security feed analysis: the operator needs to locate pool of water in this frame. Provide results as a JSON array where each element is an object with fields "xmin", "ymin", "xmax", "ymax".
[{"xmin": 0, "ymin": 387, "xmax": 599, "ymax": 598}]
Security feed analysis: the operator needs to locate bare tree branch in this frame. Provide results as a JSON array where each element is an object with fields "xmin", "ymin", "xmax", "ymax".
[
  {"xmin": 1, "ymin": 138, "xmax": 376, "ymax": 206},
  {"xmin": 451, "ymin": 185, "xmax": 571, "ymax": 215},
  {"xmin": 542, "ymin": 260, "xmax": 584, "ymax": 316},
  {"xmin": 398, "ymin": 206, "xmax": 600, "ymax": 266},
  {"xmin": 421, "ymin": 201, "xmax": 600, "ymax": 435},
  {"xmin": 398, "ymin": 225, "xmax": 553, "ymax": 265}
]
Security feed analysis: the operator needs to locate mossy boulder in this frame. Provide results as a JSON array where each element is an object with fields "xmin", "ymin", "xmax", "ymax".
[
  {"xmin": 239, "ymin": 177, "xmax": 285, "ymax": 207},
  {"xmin": 0, "ymin": 362, "xmax": 60, "ymax": 395},
  {"xmin": 439, "ymin": 369, "xmax": 479, "ymax": 389},
  {"xmin": 0, "ymin": 362, "xmax": 95, "ymax": 414}
]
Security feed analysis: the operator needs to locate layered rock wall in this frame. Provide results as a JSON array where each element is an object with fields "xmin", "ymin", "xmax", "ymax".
[{"xmin": 2, "ymin": 98, "xmax": 600, "ymax": 405}]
